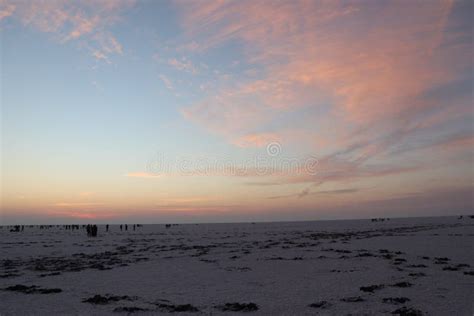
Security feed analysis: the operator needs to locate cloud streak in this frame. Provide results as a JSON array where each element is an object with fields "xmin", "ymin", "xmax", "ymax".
[
  {"xmin": 175, "ymin": 0, "xmax": 472, "ymax": 191},
  {"xmin": 268, "ymin": 187, "xmax": 360, "ymax": 200},
  {"xmin": 1, "ymin": 0, "xmax": 134, "ymax": 61}
]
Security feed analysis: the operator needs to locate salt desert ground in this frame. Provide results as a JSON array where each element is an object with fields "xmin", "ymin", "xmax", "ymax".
[{"xmin": 1, "ymin": 216, "xmax": 473, "ymax": 315}]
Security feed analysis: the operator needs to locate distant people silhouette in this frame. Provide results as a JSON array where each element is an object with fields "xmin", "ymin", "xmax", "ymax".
[{"xmin": 91, "ymin": 225, "xmax": 98, "ymax": 237}]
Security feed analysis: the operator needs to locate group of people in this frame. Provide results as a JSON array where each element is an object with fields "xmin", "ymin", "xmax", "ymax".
[
  {"xmin": 371, "ymin": 218, "xmax": 391, "ymax": 222},
  {"xmin": 64, "ymin": 225, "xmax": 81, "ymax": 230},
  {"xmin": 3, "ymin": 223, "xmax": 143, "ymax": 236},
  {"xmin": 8, "ymin": 225, "xmax": 24, "ymax": 232},
  {"xmin": 119, "ymin": 224, "xmax": 139, "ymax": 231},
  {"xmin": 86, "ymin": 224, "xmax": 98, "ymax": 237},
  {"xmin": 87, "ymin": 224, "xmax": 142, "ymax": 236}
]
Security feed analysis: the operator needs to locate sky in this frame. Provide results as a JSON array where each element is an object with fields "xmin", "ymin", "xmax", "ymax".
[{"xmin": 0, "ymin": 0, "xmax": 473, "ymax": 224}]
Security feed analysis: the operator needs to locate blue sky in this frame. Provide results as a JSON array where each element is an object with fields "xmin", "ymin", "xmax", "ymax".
[{"xmin": 1, "ymin": 0, "xmax": 473, "ymax": 224}]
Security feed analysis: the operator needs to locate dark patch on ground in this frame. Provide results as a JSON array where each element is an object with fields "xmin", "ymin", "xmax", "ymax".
[
  {"xmin": 391, "ymin": 306, "xmax": 423, "ymax": 315},
  {"xmin": 113, "ymin": 306, "xmax": 150, "ymax": 313},
  {"xmin": 82, "ymin": 294, "xmax": 135, "ymax": 305},
  {"xmin": 407, "ymin": 264, "xmax": 427, "ymax": 268},
  {"xmin": 383, "ymin": 297, "xmax": 411, "ymax": 304},
  {"xmin": 309, "ymin": 301, "xmax": 331, "ymax": 308},
  {"xmin": 39, "ymin": 272, "xmax": 61, "ymax": 277},
  {"xmin": 442, "ymin": 266, "xmax": 459, "ymax": 271},
  {"xmin": 155, "ymin": 303, "xmax": 199, "ymax": 313},
  {"xmin": 340, "ymin": 296, "xmax": 365, "ymax": 302},
  {"xmin": 224, "ymin": 266, "xmax": 252, "ymax": 272},
  {"xmin": 360, "ymin": 284, "xmax": 385, "ymax": 293},
  {"xmin": 216, "ymin": 302, "xmax": 259, "ymax": 312},
  {"xmin": 0, "ymin": 272, "xmax": 22, "ymax": 278},
  {"xmin": 391, "ymin": 282, "xmax": 413, "ymax": 288},
  {"xmin": 3, "ymin": 284, "xmax": 61, "ymax": 294},
  {"xmin": 434, "ymin": 257, "xmax": 450, "ymax": 265}
]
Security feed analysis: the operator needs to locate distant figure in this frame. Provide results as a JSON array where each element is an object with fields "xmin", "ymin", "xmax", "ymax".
[
  {"xmin": 91, "ymin": 225, "xmax": 98, "ymax": 237},
  {"xmin": 125, "ymin": 224, "xmax": 128, "ymax": 231},
  {"xmin": 106, "ymin": 224, "xmax": 109, "ymax": 232},
  {"xmin": 120, "ymin": 224, "xmax": 123, "ymax": 231},
  {"xmin": 87, "ymin": 224, "xmax": 98, "ymax": 237},
  {"xmin": 133, "ymin": 224, "xmax": 136, "ymax": 231},
  {"xmin": 165, "ymin": 224, "xmax": 171, "ymax": 229}
]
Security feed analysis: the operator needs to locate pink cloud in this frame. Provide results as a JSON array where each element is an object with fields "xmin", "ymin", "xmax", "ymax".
[
  {"xmin": 48, "ymin": 210, "xmax": 115, "ymax": 219},
  {"xmin": 54, "ymin": 202, "xmax": 104, "ymax": 207},
  {"xmin": 92, "ymin": 50, "xmax": 109, "ymax": 63},
  {"xmin": 440, "ymin": 135, "xmax": 474, "ymax": 149},
  {"xmin": 177, "ymin": 1, "xmax": 467, "ymax": 131},
  {"xmin": 232, "ymin": 133, "xmax": 280, "ymax": 148},
  {"xmin": 159, "ymin": 74, "xmax": 174, "ymax": 90},
  {"xmin": 64, "ymin": 14, "xmax": 100, "ymax": 40},
  {"xmin": 0, "ymin": 1, "xmax": 15, "ymax": 21},
  {"xmin": 175, "ymin": 0, "xmax": 471, "ymax": 190},
  {"xmin": 168, "ymin": 57, "xmax": 198, "ymax": 74},
  {"xmin": 1, "ymin": 0, "xmax": 133, "ymax": 61}
]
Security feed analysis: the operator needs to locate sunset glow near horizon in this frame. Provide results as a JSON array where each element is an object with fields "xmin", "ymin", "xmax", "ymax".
[{"xmin": 1, "ymin": 0, "xmax": 473, "ymax": 224}]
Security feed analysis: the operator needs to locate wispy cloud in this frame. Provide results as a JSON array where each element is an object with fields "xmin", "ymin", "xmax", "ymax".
[
  {"xmin": 174, "ymin": 0, "xmax": 472, "ymax": 193},
  {"xmin": 48, "ymin": 210, "xmax": 115, "ymax": 219},
  {"xmin": 0, "ymin": 1, "xmax": 15, "ymax": 21},
  {"xmin": 168, "ymin": 57, "xmax": 198, "ymax": 74},
  {"xmin": 268, "ymin": 187, "xmax": 360, "ymax": 200},
  {"xmin": 159, "ymin": 74, "xmax": 174, "ymax": 90},
  {"xmin": 177, "ymin": 1, "xmax": 467, "ymax": 129},
  {"xmin": 54, "ymin": 202, "xmax": 104, "ymax": 207},
  {"xmin": 232, "ymin": 133, "xmax": 280, "ymax": 148},
  {"xmin": 1, "ymin": 0, "xmax": 134, "ymax": 61},
  {"xmin": 92, "ymin": 50, "xmax": 110, "ymax": 63}
]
